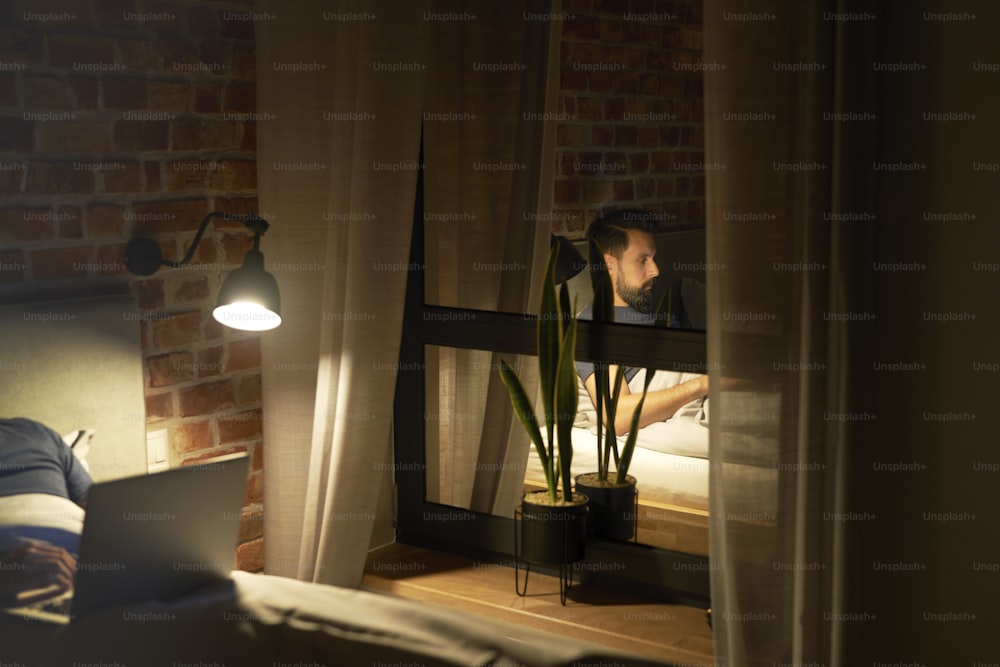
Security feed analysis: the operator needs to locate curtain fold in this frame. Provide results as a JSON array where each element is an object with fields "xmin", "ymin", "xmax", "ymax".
[
  {"xmin": 704, "ymin": 1, "xmax": 868, "ymax": 664},
  {"xmin": 257, "ymin": 0, "xmax": 429, "ymax": 586}
]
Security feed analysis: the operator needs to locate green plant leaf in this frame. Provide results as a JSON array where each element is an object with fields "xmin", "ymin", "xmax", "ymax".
[
  {"xmin": 538, "ymin": 244, "xmax": 561, "ymax": 473},
  {"xmin": 554, "ymin": 298, "xmax": 578, "ymax": 502},
  {"xmin": 498, "ymin": 358, "xmax": 555, "ymax": 502}
]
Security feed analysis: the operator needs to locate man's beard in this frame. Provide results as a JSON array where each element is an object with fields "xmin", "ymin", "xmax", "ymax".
[{"xmin": 615, "ymin": 270, "xmax": 656, "ymax": 313}]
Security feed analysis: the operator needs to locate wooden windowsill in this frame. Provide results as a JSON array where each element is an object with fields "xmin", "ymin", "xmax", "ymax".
[{"xmin": 362, "ymin": 542, "xmax": 714, "ymax": 666}]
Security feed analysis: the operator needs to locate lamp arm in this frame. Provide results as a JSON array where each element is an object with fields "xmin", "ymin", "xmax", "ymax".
[{"xmin": 163, "ymin": 212, "xmax": 270, "ymax": 268}]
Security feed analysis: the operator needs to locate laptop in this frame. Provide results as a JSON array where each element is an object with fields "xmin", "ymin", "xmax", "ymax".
[{"xmin": 3, "ymin": 452, "xmax": 249, "ymax": 624}]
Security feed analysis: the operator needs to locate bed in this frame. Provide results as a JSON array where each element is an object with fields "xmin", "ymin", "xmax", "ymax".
[{"xmin": 1, "ymin": 293, "xmax": 673, "ymax": 666}]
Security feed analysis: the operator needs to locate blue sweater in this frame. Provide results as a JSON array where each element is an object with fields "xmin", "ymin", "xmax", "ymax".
[{"xmin": 0, "ymin": 418, "xmax": 92, "ymax": 505}]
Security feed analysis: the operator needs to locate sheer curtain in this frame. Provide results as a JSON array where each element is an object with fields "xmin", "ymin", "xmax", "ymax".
[
  {"xmin": 705, "ymin": 2, "xmax": 850, "ymax": 661},
  {"xmin": 256, "ymin": 0, "xmax": 430, "ymax": 586},
  {"xmin": 422, "ymin": 2, "xmax": 556, "ymax": 515},
  {"xmin": 255, "ymin": 1, "xmax": 555, "ymax": 586},
  {"xmin": 706, "ymin": 1, "xmax": 997, "ymax": 664}
]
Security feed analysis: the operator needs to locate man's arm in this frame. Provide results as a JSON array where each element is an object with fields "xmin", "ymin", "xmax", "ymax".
[{"xmin": 584, "ymin": 367, "xmax": 708, "ymax": 435}]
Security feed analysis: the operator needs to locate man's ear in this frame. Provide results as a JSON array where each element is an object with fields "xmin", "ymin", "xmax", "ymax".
[{"xmin": 602, "ymin": 253, "xmax": 618, "ymax": 274}]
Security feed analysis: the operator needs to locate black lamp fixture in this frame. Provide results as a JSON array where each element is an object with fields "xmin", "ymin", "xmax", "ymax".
[{"xmin": 125, "ymin": 212, "xmax": 281, "ymax": 332}]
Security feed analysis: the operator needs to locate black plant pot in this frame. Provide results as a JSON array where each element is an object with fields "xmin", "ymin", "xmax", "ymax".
[
  {"xmin": 574, "ymin": 473, "xmax": 637, "ymax": 542},
  {"xmin": 516, "ymin": 490, "xmax": 589, "ymax": 566}
]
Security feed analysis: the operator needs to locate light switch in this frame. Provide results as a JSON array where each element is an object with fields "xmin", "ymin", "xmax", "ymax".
[{"xmin": 146, "ymin": 429, "xmax": 169, "ymax": 472}]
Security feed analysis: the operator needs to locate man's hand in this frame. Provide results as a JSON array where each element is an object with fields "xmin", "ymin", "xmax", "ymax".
[{"xmin": 0, "ymin": 541, "xmax": 77, "ymax": 607}]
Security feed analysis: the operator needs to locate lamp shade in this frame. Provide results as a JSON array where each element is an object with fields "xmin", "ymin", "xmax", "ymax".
[{"xmin": 212, "ymin": 249, "xmax": 281, "ymax": 332}]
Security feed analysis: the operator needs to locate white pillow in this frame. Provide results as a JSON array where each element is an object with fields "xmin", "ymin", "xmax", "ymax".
[{"xmin": 62, "ymin": 429, "xmax": 96, "ymax": 473}]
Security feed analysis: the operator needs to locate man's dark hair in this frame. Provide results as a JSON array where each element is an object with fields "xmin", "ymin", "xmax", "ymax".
[{"xmin": 586, "ymin": 209, "xmax": 657, "ymax": 259}]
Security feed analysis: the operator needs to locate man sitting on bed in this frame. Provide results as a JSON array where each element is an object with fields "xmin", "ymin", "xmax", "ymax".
[
  {"xmin": 575, "ymin": 210, "xmax": 710, "ymax": 458},
  {"xmin": 0, "ymin": 417, "xmax": 90, "ymax": 608}
]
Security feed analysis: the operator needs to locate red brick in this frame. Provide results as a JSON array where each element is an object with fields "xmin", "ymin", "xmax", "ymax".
[
  {"xmin": 144, "ymin": 161, "xmax": 161, "ymax": 192},
  {"xmin": 149, "ymin": 80, "xmax": 190, "ymax": 111},
  {"xmin": 556, "ymin": 124, "xmax": 590, "ymax": 147},
  {"xmin": 629, "ymin": 153, "xmax": 650, "ymax": 173},
  {"xmin": 157, "ymin": 39, "xmax": 199, "ymax": 71},
  {"xmin": 583, "ymin": 180, "xmax": 613, "ymax": 204},
  {"xmin": 0, "ymin": 164, "xmax": 22, "ymax": 195},
  {"xmin": 166, "ymin": 274, "xmax": 210, "ymax": 305},
  {"xmin": 237, "ymin": 374, "xmax": 261, "ymax": 404},
  {"xmin": 86, "ymin": 204, "xmax": 125, "ymax": 237},
  {"xmin": 232, "ymin": 45, "xmax": 255, "ymax": 80},
  {"xmin": 47, "ymin": 36, "xmax": 116, "ymax": 70},
  {"xmin": 614, "ymin": 126, "xmax": 638, "ymax": 147},
  {"xmin": 151, "ymin": 310, "xmax": 204, "ymax": 348},
  {"xmin": 553, "ymin": 180, "xmax": 580, "ymax": 205},
  {"xmin": 0, "ymin": 249, "xmax": 26, "ymax": 284},
  {"xmin": 30, "ymin": 246, "xmax": 92, "ymax": 280},
  {"xmin": 0, "ymin": 73, "xmax": 16, "ymax": 106},
  {"xmin": 595, "ymin": 0, "xmax": 628, "ymax": 11},
  {"xmin": 114, "ymin": 118, "xmax": 168, "ymax": 150},
  {"xmin": 638, "ymin": 126, "xmax": 659, "ymax": 148},
  {"xmin": 635, "ymin": 177, "xmax": 655, "ymax": 198},
  {"xmin": 189, "ymin": 6, "xmax": 220, "ymax": 35},
  {"xmin": 235, "ymin": 537, "xmax": 262, "ymax": 572},
  {"xmin": 219, "ymin": 233, "xmax": 252, "ymax": 267},
  {"xmin": 212, "ymin": 197, "xmax": 259, "ymax": 220},
  {"xmin": 238, "ymin": 510, "xmax": 263, "ymax": 542},
  {"xmin": 131, "ymin": 199, "xmax": 209, "ymax": 235},
  {"xmin": 575, "ymin": 97, "xmax": 603, "ymax": 122},
  {"xmin": 194, "ymin": 82, "xmax": 222, "ymax": 113},
  {"xmin": 165, "ymin": 160, "xmax": 209, "ymax": 191},
  {"xmin": 37, "ymin": 120, "xmax": 111, "ymax": 152},
  {"xmin": 209, "ymin": 159, "xmax": 256, "ymax": 190},
  {"xmin": 640, "ymin": 23, "xmax": 664, "ymax": 47},
  {"xmin": 70, "ymin": 76, "xmax": 99, "ymax": 109},
  {"xmin": 118, "ymin": 38, "xmax": 162, "ymax": 71},
  {"xmin": 0, "ymin": 29, "xmax": 44, "ymax": 65},
  {"xmin": 28, "ymin": 162, "xmax": 94, "ymax": 194},
  {"xmin": 588, "ymin": 71, "xmax": 615, "ymax": 93},
  {"xmin": 591, "ymin": 125, "xmax": 614, "ymax": 146},
  {"xmin": 94, "ymin": 244, "xmax": 128, "ymax": 275},
  {"xmin": 103, "ymin": 161, "xmax": 142, "ymax": 193},
  {"xmin": 171, "ymin": 119, "xmax": 240, "ymax": 150},
  {"xmin": 132, "ymin": 278, "xmax": 165, "ymax": 310},
  {"xmin": 94, "ymin": 0, "xmax": 139, "ymax": 29},
  {"xmin": 0, "ymin": 117, "xmax": 34, "ymax": 152},
  {"xmin": 58, "ymin": 207, "xmax": 83, "ymax": 239},
  {"xmin": 659, "ymin": 74, "xmax": 685, "ymax": 97},
  {"xmin": 651, "ymin": 151, "xmax": 673, "ymax": 173},
  {"xmin": 675, "ymin": 100, "xmax": 691, "ymax": 123},
  {"xmin": 243, "ymin": 471, "xmax": 262, "ymax": 505},
  {"xmin": 1, "ymin": 208, "xmax": 59, "ymax": 243},
  {"xmin": 613, "ymin": 72, "xmax": 639, "ymax": 94},
  {"xmin": 599, "ymin": 17, "xmax": 622, "ymax": 43},
  {"xmin": 661, "ymin": 125, "xmax": 680, "ymax": 147},
  {"xmin": 103, "ymin": 77, "xmax": 147, "ymax": 109},
  {"xmin": 180, "ymin": 235, "xmax": 219, "ymax": 268},
  {"xmin": 621, "ymin": 16, "xmax": 642, "ymax": 43},
  {"xmin": 613, "ymin": 179, "xmax": 634, "ymax": 200},
  {"xmin": 25, "ymin": 75, "xmax": 75, "ymax": 109},
  {"xmin": 560, "ymin": 67, "xmax": 587, "ymax": 92},
  {"xmin": 226, "ymin": 339, "xmax": 260, "ymax": 372},
  {"xmin": 563, "ymin": 15, "xmax": 600, "ymax": 40},
  {"xmin": 145, "ymin": 391, "xmax": 173, "ymax": 420},
  {"xmin": 197, "ymin": 345, "xmax": 224, "ymax": 378},
  {"xmin": 140, "ymin": 2, "xmax": 186, "ymax": 33},
  {"xmin": 173, "ymin": 419, "xmax": 213, "ymax": 453},
  {"xmin": 218, "ymin": 408, "xmax": 262, "ymax": 443},
  {"xmin": 218, "ymin": 10, "xmax": 255, "ymax": 40},
  {"xmin": 639, "ymin": 73, "xmax": 659, "ymax": 95},
  {"xmin": 605, "ymin": 45, "xmax": 646, "ymax": 71},
  {"xmin": 223, "ymin": 83, "xmax": 255, "ymax": 113},
  {"xmin": 147, "ymin": 351, "xmax": 195, "ymax": 387},
  {"xmin": 178, "ymin": 379, "xmax": 235, "ymax": 417},
  {"xmin": 240, "ymin": 120, "xmax": 256, "ymax": 151},
  {"xmin": 656, "ymin": 177, "xmax": 674, "ymax": 197},
  {"xmin": 201, "ymin": 41, "xmax": 228, "ymax": 74}
]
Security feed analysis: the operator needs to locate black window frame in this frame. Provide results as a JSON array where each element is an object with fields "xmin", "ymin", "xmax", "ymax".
[{"xmin": 392, "ymin": 176, "xmax": 711, "ymax": 607}]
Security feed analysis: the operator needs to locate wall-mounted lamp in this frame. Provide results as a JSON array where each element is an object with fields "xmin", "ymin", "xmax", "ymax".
[{"xmin": 125, "ymin": 212, "xmax": 281, "ymax": 332}]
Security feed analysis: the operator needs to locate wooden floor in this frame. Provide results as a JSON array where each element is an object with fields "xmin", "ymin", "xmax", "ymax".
[{"xmin": 362, "ymin": 542, "xmax": 715, "ymax": 666}]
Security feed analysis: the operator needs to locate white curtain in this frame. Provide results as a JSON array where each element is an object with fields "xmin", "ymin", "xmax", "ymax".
[
  {"xmin": 256, "ymin": 0, "xmax": 429, "ymax": 586},
  {"xmin": 706, "ymin": 1, "xmax": 998, "ymax": 664}
]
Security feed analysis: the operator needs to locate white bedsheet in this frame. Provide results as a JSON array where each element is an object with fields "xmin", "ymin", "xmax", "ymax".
[{"xmin": 34, "ymin": 570, "xmax": 669, "ymax": 666}]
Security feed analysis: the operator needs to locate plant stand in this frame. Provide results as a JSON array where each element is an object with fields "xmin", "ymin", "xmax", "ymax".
[{"xmin": 513, "ymin": 493, "xmax": 588, "ymax": 606}]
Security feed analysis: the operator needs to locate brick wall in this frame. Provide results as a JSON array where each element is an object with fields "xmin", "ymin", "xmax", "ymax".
[
  {"xmin": 0, "ymin": 1, "xmax": 263, "ymax": 571},
  {"xmin": 551, "ymin": 0, "xmax": 704, "ymax": 236}
]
